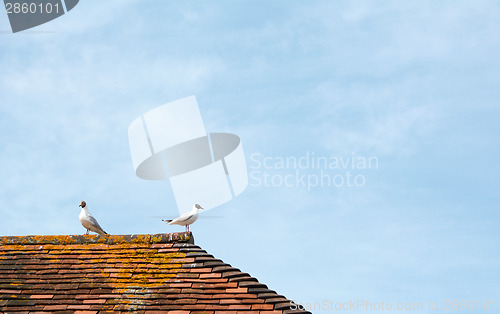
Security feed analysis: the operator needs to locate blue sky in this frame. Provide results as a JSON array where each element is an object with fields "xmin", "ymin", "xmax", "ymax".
[{"xmin": 1, "ymin": 1, "xmax": 499, "ymax": 312}]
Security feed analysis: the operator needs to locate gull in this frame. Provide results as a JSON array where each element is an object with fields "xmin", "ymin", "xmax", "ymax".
[
  {"xmin": 78, "ymin": 201, "xmax": 108, "ymax": 236},
  {"xmin": 163, "ymin": 204, "xmax": 203, "ymax": 232}
]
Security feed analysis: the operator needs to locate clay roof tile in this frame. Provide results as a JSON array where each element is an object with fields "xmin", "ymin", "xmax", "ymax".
[{"xmin": 0, "ymin": 233, "xmax": 310, "ymax": 313}]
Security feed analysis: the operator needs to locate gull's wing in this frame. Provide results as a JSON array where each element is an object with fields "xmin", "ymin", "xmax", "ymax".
[
  {"xmin": 88, "ymin": 215, "xmax": 106, "ymax": 233},
  {"xmin": 171, "ymin": 214, "xmax": 194, "ymax": 223}
]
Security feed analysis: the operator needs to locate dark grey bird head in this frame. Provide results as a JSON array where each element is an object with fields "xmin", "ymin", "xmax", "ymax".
[
  {"xmin": 79, "ymin": 201, "xmax": 86, "ymax": 208},
  {"xmin": 194, "ymin": 204, "xmax": 204, "ymax": 210}
]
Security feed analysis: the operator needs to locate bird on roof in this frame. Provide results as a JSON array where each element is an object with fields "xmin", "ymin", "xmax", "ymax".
[
  {"xmin": 78, "ymin": 201, "xmax": 108, "ymax": 236},
  {"xmin": 163, "ymin": 204, "xmax": 203, "ymax": 232}
]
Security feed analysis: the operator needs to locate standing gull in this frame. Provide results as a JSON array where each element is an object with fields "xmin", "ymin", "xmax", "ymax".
[
  {"xmin": 78, "ymin": 201, "xmax": 108, "ymax": 235},
  {"xmin": 163, "ymin": 204, "xmax": 203, "ymax": 232}
]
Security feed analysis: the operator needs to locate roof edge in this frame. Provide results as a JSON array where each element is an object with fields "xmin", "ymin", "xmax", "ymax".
[{"xmin": 0, "ymin": 232, "xmax": 194, "ymax": 245}]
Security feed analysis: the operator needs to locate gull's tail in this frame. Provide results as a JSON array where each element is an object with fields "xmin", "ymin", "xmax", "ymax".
[
  {"xmin": 97, "ymin": 229, "xmax": 108, "ymax": 236},
  {"xmin": 162, "ymin": 219, "xmax": 173, "ymax": 223}
]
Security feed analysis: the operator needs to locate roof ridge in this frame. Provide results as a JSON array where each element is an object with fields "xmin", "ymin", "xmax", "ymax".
[{"xmin": 0, "ymin": 232, "xmax": 194, "ymax": 245}]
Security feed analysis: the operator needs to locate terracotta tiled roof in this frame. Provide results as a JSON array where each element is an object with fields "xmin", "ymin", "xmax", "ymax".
[{"xmin": 0, "ymin": 233, "xmax": 310, "ymax": 313}]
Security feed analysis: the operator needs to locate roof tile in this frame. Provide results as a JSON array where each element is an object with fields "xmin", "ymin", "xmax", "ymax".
[{"xmin": 0, "ymin": 233, "xmax": 310, "ymax": 313}]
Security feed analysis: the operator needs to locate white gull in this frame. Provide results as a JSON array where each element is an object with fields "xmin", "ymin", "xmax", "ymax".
[
  {"xmin": 78, "ymin": 201, "xmax": 108, "ymax": 236},
  {"xmin": 163, "ymin": 204, "xmax": 203, "ymax": 232}
]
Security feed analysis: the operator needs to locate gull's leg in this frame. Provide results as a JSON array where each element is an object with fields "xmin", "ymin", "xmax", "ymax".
[{"xmin": 86, "ymin": 229, "xmax": 89, "ymax": 235}]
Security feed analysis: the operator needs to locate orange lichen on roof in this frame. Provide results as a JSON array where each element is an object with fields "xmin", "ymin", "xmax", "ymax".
[{"xmin": 0, "ymin": 232, "xmax": 310, "ymax": 313}]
